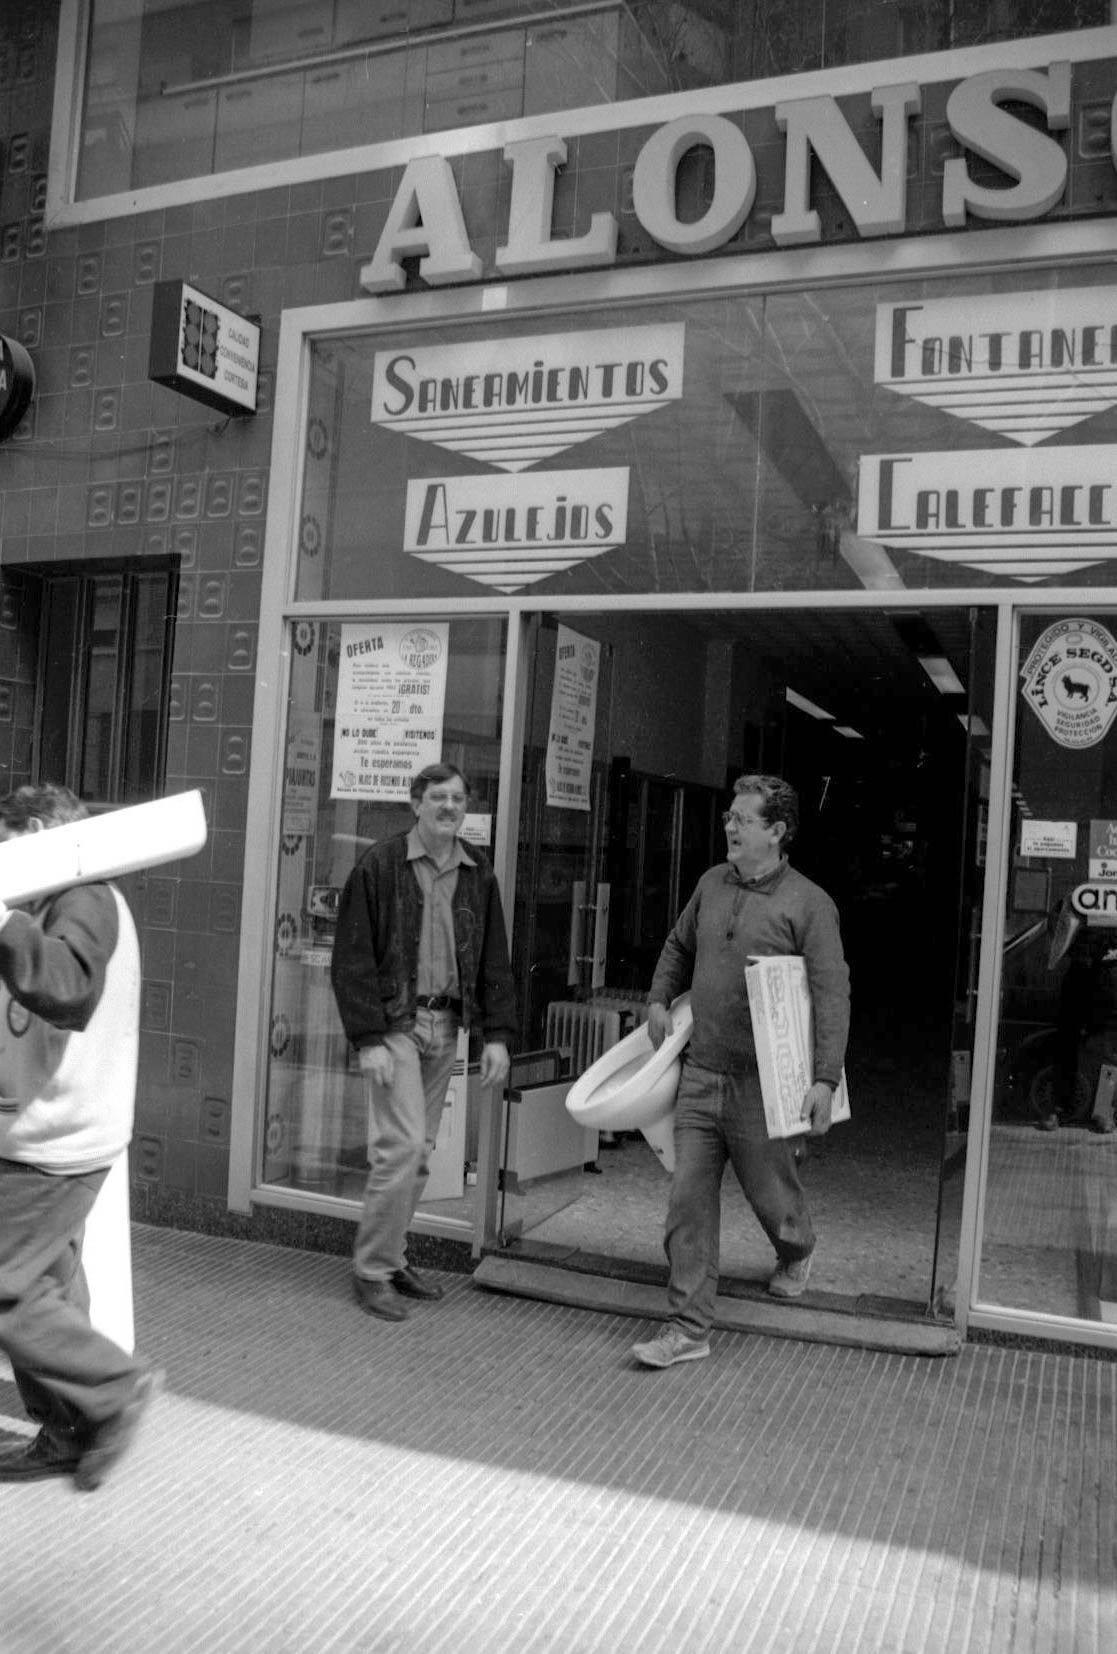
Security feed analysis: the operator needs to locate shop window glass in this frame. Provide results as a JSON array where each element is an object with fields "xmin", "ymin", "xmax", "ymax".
[
  {"xmin": 261, "ymin": 614, "xmax": 506, "ymax": 1218},
  {"xmin": 71, "ymin": 1, "xmax": 1105, "ymax": 200},
  {"xmin": 983, "ymin": 611, "xmax": 1117, "ymax": 1327},
  {"xmin": 297, "ymin": 261, "xmax": 1117, "ymax": 607},
  {"xmin": 33, "ymin": 566, "xmax": 176, "ymax": 806}
]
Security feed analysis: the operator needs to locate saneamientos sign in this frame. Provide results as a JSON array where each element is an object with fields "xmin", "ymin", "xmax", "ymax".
[{"xmin": 371, "ymin": 325, "xmax": 684, "ymax": 472}]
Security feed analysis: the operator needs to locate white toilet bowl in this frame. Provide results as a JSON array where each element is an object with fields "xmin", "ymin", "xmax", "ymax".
[{"xmin": 565, "ymin": 995, "xmax": 692, "ymax": 1171}]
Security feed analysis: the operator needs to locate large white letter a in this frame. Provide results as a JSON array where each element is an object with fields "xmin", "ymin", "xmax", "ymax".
[{"xmin": 359, "ymin": 156, "xmax": 482, "ymax": 294}]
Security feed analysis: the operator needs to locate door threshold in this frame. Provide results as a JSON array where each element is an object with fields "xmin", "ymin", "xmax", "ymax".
[{"xmin": 474, "ymin": 1242, "xmax": 961, "ymax": 1357}]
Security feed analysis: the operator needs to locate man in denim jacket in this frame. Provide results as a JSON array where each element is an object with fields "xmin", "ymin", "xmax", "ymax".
[{"xmin": 331, "ymin": 763, "xmax": 515, "ymax": 1321}]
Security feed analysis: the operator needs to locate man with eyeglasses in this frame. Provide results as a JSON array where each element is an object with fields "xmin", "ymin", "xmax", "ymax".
[
  {"xmin": 632, "ymin": 773, "xmax": 850, "ymax": 1369},
  {"xmin": 331, "ymin": 763, "xmax": 515, "ymax": 1322}
]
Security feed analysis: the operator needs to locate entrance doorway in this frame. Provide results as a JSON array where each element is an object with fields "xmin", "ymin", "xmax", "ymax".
[{"xmin": 499, "ymin": 605, "xmax": 996, "ymax": 1321}]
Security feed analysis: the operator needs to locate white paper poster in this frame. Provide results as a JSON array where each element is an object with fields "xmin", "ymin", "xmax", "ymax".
[
  {"xmin": 331, "ymin": 622, "xmax": 449, "ymax": 801},
  {"xmin": 546, "ymin": 625, "xmax": 599, "ymax": 811},
  {"xmin": 1020, "ymin": 820, "xmax": 1077, "ymax": 859},
  {"xmin": 282, "ymin": 713, "xmax": 320, "ymax": 836}
]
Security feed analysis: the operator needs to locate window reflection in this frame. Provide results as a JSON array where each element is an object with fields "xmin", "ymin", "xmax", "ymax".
[
  {"xmin": 261, "ymin": 615, "xmax": 506, "ymax": 1220},
  {"xmin": 76, "ymin": 0, "xmax": 1107, "ymax": 199},
  {"xmin": 985, "ymin": 612, "xmax": 1117, "ymax": 1323}
]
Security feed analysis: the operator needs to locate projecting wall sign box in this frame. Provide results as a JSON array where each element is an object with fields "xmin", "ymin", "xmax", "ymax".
[{"xmin": 148, "ymin": 280, "xmax": 260, "ymax": 416}]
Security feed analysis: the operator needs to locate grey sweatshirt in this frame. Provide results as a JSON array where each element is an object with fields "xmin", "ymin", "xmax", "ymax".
[{"xmin": 648, "ymin": 857, "xmax": 850, "ymax": 1084}]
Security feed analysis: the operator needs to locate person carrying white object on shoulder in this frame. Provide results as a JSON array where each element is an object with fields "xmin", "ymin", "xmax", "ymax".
[{"xmin": 0, "ymin": 783, "xmax": 161, "ymax": 1491}]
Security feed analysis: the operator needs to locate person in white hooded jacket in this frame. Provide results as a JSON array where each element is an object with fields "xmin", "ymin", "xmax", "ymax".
[{"xmin": 0, "ymin": 784, "xmax": 160, "ymax": 1490}]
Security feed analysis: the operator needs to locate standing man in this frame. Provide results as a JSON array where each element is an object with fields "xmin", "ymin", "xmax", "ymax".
[
  {"xmin": 331, "ymin": 763, "xmax": 515, "ymax": 1322},
  {"xmin": 632, "ymin": 774, "xmax": 850, "ymax": 1370},
  {"xmin": 0, "ymin": 784, "xmax": 160, "ymax": 1488}
]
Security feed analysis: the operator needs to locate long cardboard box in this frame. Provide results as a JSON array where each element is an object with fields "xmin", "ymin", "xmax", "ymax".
[
  {"xmin": 745, "ymin": 954, "xmax": 850, "ymax": 1139},
  {"xmin": 0, "ymin": 790, "xmax": 207, "ymax": 903}
]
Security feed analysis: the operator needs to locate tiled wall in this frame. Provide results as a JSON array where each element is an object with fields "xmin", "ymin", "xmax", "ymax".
[
  {"xmin": 3, "ymin": 3, "xmax": 1116, "ymax": 1244},
  {"xmin": 0, "ymin": 5, "xmax": 274, "ymax": 1230}
]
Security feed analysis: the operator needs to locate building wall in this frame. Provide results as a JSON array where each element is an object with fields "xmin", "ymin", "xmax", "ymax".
[{"xmin": 1, "ymin": 5, "xmax": 1113, "ymax": 1246}]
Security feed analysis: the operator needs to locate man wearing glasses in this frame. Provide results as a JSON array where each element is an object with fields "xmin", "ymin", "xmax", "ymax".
[
  {"xmin": 632, "ymin": 773, "xmax": 850, "ymax": 1369},
  {"xmin": 331, "ymin": 763, "xmax": 515, "ymax": 1322}
]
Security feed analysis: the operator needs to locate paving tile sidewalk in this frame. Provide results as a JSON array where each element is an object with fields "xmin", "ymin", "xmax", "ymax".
[{"xmin": 1, "ymin": 1225, "xmax": 1115, "ymax": 1654}]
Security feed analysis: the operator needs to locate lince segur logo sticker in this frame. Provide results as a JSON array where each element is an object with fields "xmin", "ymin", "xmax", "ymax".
[
  {"xmin": 1020, "ymin": 618, "xmax": 1117, "ymax": 748},
  {"xmin": 372, "ymin": 324, "xmax": 683, "ymax": 591}
]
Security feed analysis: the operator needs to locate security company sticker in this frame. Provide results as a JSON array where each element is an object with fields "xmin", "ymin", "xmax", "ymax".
[
  {"xmin": 1089, "ymin": 819, "xmax": 1117, "ymax": 882},
  {"xmin": 1019, "ymin": 618, "xmax": 1117, "ymax": 749}
]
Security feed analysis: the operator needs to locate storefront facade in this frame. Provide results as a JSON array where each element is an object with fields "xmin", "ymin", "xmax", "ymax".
[{"xmin": 6, "ymin": 4, "xmax": 1117, "ymax": 1349}]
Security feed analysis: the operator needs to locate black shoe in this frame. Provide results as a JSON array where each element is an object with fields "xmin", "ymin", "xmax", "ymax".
[
  {"xmin": 0, "ymin": 1431, "xmax": 81, "ymax": 1483},
  {"xmin": 75, "ymin": 1368, "xmax": 164, "ymax": 1493},
  {"xmin": 353, "ymin": 1276, "xmax": 409, "ymax": 1320},
  {"xmin": 392, "ymin": 1266, "xmax": 444, "ymax": 1301}
]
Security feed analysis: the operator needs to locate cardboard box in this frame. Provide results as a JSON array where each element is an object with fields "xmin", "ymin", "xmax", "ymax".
[{"xmin": 745, "ymin": 955, "xmax": 850, "ymax": 1139}]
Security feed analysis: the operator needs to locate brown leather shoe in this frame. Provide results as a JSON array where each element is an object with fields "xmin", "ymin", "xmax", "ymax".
[
  {"xmin": 353, "ymin": 1276, "xmax": 409, "ymax": 1320},
  {"xmin": 0, "ymin": 1431, "xmax": 81, "ymax": 1483},
  {"xmin": 392, "ymin": 1266, "xmax": 444, "ymax": 1301}
]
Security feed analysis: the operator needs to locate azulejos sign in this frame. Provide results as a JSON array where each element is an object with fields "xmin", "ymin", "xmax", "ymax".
[{"xmin": 402, "ymin": 468, "xmax": 630, "ymax": 592}]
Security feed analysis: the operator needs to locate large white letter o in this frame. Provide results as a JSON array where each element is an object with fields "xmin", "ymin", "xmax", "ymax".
[{"xmin": 632, "ymin": 114, "xmax": 756, "ymax": 255}]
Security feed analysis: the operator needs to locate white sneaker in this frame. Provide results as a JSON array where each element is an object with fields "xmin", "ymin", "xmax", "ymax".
[
  {"xmin": 768, "ymin": 1253, "xmax": 813, "ymax": 1298},
  {"xmin": 631, "ymin": 1325, "xmax": 711, "ymax": 1368}
]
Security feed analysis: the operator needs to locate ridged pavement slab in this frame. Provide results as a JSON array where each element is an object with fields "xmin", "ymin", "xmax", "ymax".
[{"xmin": 0, "ymin": 1225, "xmax": 1114, "ymax": 1654}]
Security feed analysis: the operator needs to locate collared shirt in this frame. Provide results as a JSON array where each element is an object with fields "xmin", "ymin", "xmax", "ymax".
[{"xmin": 407, "ymin": 825, "xmax": 475, "ymax": 998}]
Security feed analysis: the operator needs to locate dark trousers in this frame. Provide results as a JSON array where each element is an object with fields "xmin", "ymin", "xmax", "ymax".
[
  {"xmin": 0, "ymin": 1158, "xmax": 142, "ymax": 1446},
  {"xmin": 665, "ymin": 1061, "xmax": 815, "ymax": 1337}
]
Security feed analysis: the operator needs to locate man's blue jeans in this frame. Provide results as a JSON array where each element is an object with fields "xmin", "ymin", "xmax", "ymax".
[
  {"xmin": 353, "ymin": 1007, "xmax": 459, "ymax": 1283},
  {"xmin": 665, "ymin": 1060, "xmax": 815, "ymax": 1337}
]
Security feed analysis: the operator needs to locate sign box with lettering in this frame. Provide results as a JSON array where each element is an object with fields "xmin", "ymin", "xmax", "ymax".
[{"xmin": 149, "ymin": 279, "xmax": 259, "ymax": 416}]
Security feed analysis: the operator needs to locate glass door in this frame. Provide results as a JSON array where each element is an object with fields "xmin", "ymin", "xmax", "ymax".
[
  {"xmin": 259, "ymin": 613, "xmax": 508, "ymax": 1239},
  {"xmin": 495, "ymin": 604, "xmax": 993, "ymax": 1321},
  {"xmin": 980, "ymin": 611, "xmax": 1117, "ymax": 1336}
]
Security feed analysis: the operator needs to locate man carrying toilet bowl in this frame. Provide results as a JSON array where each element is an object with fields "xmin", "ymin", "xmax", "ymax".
[{"xmin": 632, "ymin": 774, "xmax": 850, "ymax": 1369}]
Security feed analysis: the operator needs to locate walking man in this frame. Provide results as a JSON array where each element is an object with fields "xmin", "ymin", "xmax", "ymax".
[
  {"xmin": 632, "ymin": 774, "xmax": 850, "ymax": 1369},
  {"xmin": 0, "ymin": 784, "xmax": 160, "ymax": 1487},
  {"xmin": 331, "ymin": 763, "xmax": 515, "ymax": 1321}
]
